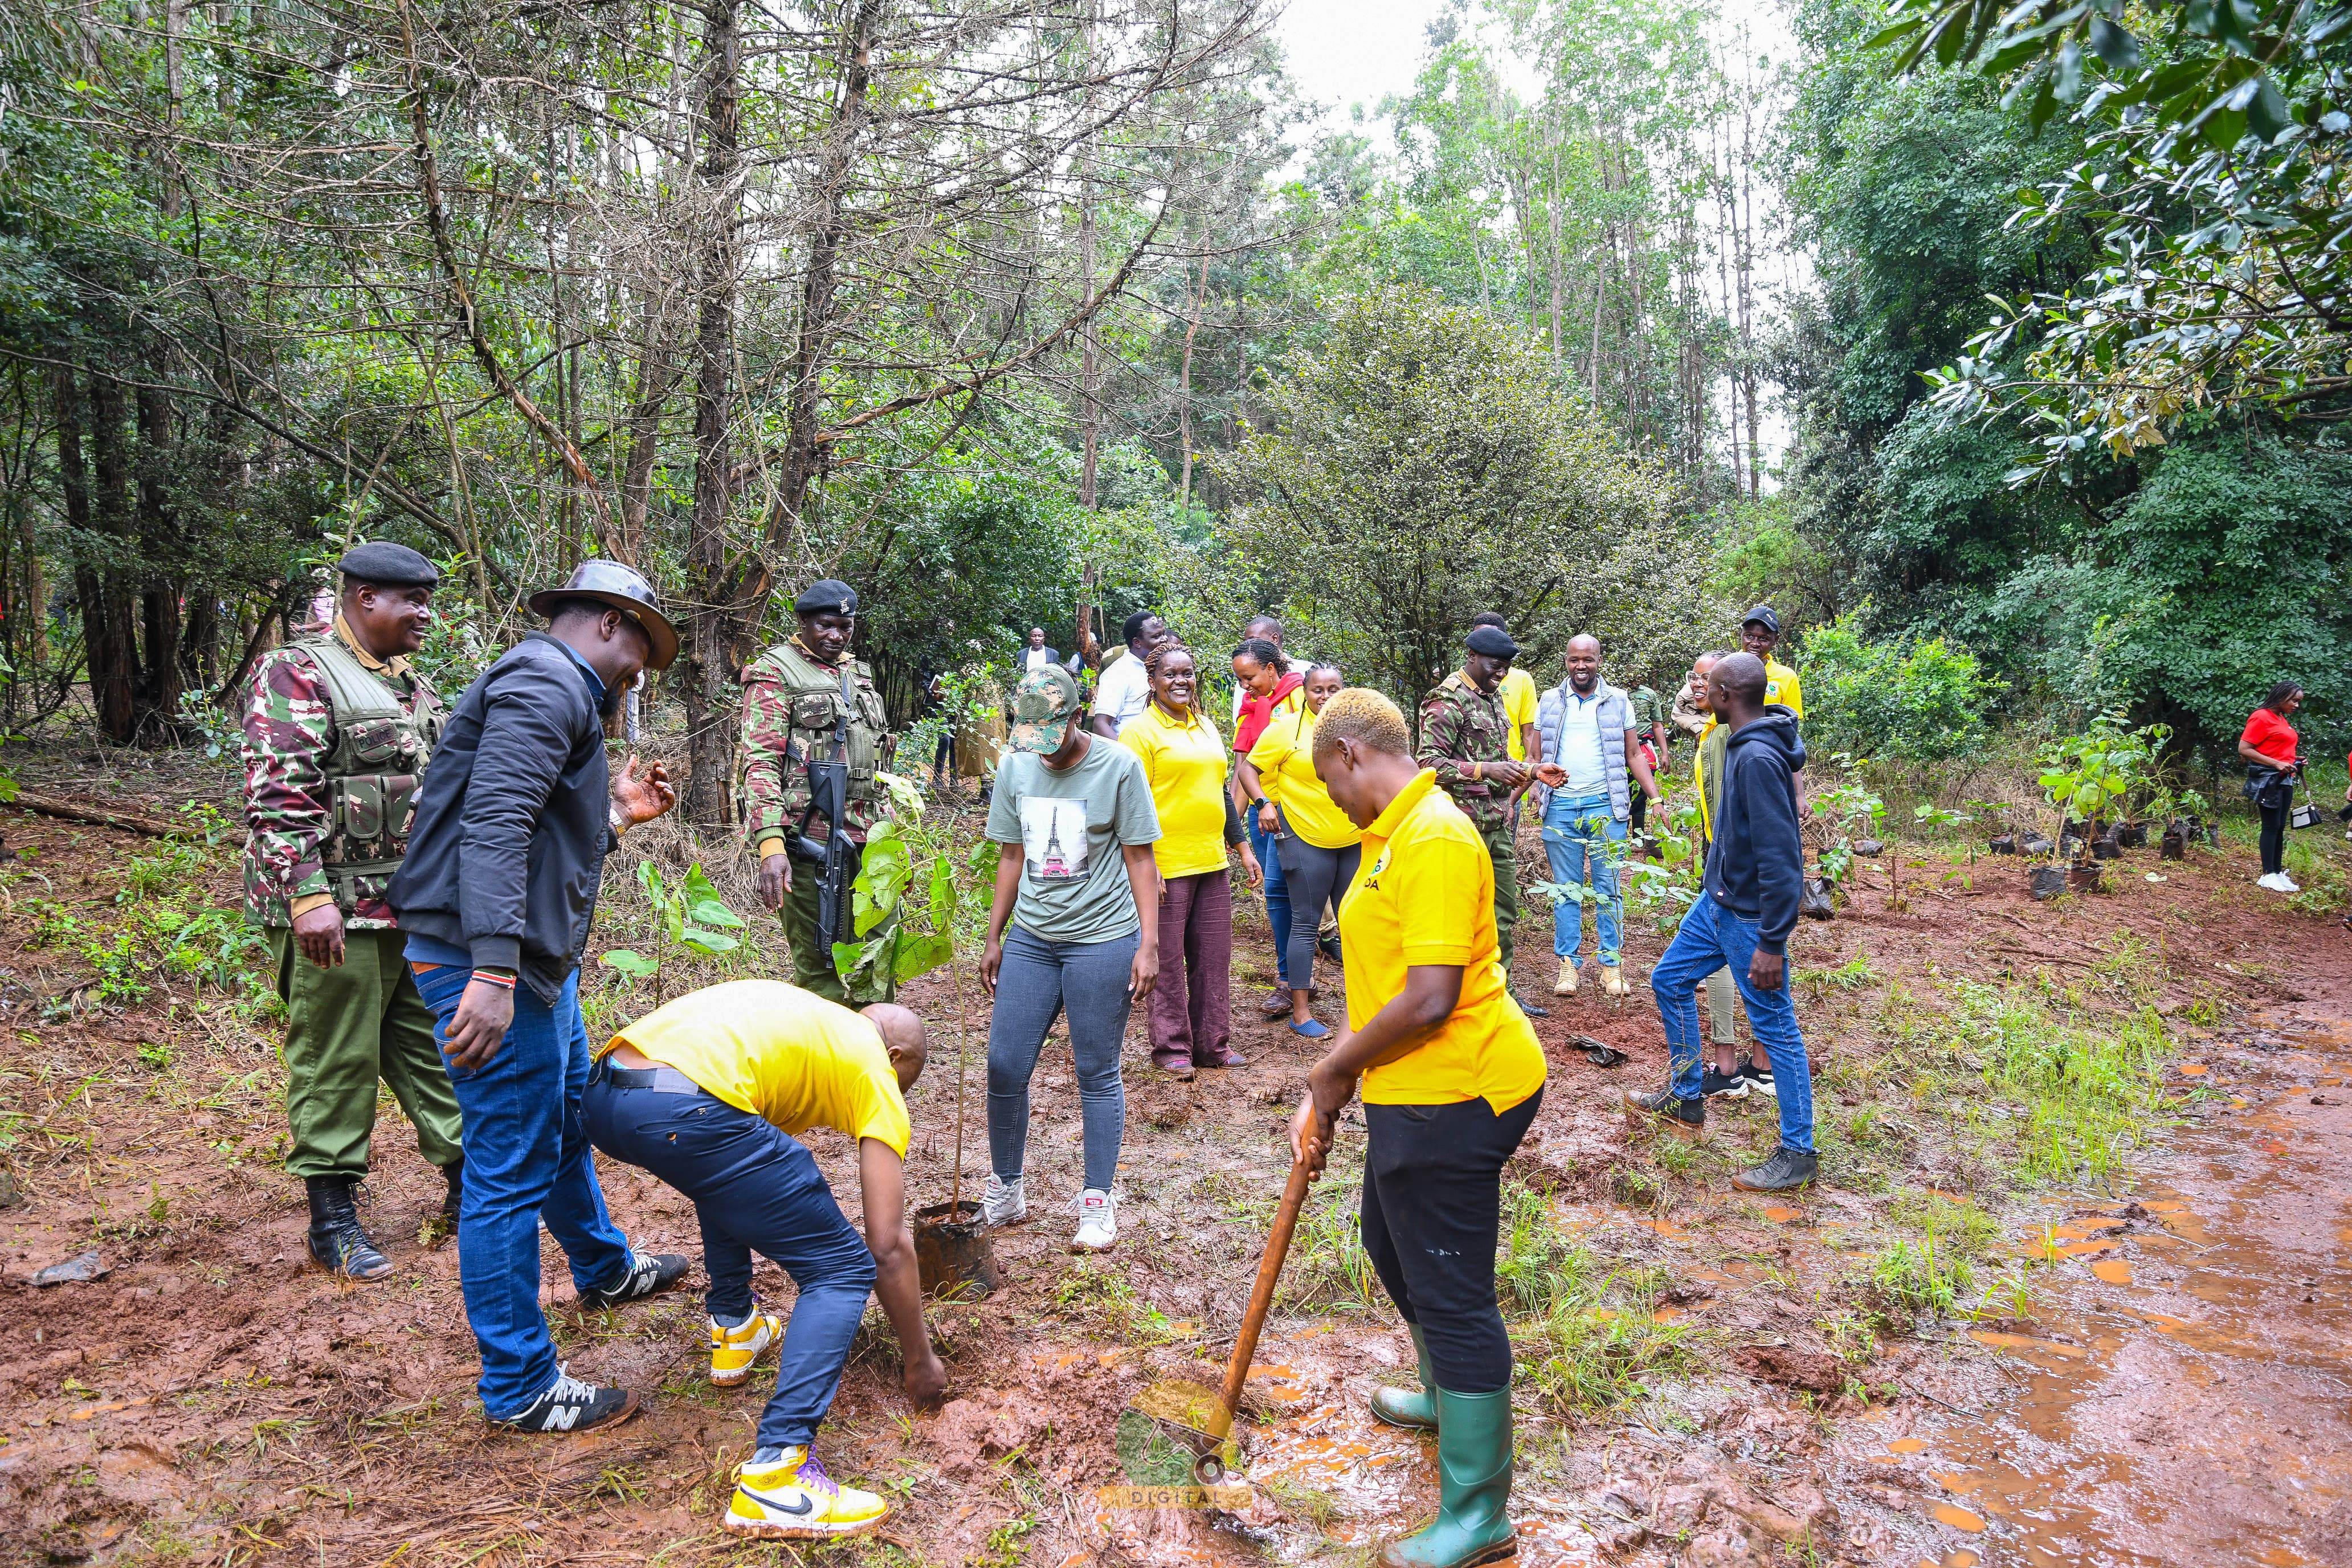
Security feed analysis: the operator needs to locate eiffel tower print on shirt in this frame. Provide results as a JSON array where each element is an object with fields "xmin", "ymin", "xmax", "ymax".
[{"xmin": 1021, "ymin": 797, "xmax": 1089, "ymax": 881}]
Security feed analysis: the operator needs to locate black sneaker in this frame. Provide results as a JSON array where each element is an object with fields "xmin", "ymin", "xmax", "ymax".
[
  {"xmin": 1736, "ymin": 1061, "xmax": 1777, "ymax": 1098},
  {"xmin": 493, "ymin": 1365, "xmax": 639, "ymax": 1435},
  {"xmin": 1699, "ymin": 1067, "xmax": 1749, "ymax": 1100},
  {"xmin": 1628, "ymin": 1088, "xmax": 1703, "ymax": 1136},
  {"xmin": 1318, "ymin": 932, "xmax": 1344, "ymax": 964},
  {"xmin": 578, "ymin": 1250, "xmax": 691, "ymax": 1310},
  {"xmin": 1732, "ymin": 1147, "xmax": 1819, "ymax": 1192}
]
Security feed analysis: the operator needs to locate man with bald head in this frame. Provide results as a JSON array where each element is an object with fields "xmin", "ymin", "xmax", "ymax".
[
  {"xmin": 585, "ymin": 979, "xmax": 948, "ymax": 1538},
  {"xmin": 1632, "ymin": 652, "xmax": 1819, "ymax": 1193},
  {"xmin": 1529, "ymin": 634, "xmax": 1660, "ymax": 998}
]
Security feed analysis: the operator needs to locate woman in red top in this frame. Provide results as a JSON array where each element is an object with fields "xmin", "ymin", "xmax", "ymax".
[{"xmin": 2239, "ymin": 681, "xmax": 2304, "ymax": 892}]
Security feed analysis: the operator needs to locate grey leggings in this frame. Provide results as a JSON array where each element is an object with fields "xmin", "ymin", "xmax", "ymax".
[
  {"xmin": 1275, "ymin": 821, "xmax": 1360, "ymax": 993},
  {"xmin": 986, "ymin": 925, "xmax": 1137, "ymax": 1192}
]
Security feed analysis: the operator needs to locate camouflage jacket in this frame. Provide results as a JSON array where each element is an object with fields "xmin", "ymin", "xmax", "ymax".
[
  {"xmin": 1418, "ymin": 671, "xmax": 1515, "ymax": 832},
  {"xmin": 740, "ymin": 637, "xmax": 893, "ymax": 854},
  {"xmin": 241, "ymin": 620, "xmax": 442, "ymax": 929}
]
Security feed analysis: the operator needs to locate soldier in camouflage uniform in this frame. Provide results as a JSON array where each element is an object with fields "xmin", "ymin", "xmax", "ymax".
[
  {"xmin": 241, "ymin": 541, "xmax": 464, "ymax": 1281},
  {"xmin": 741, "ymin": 578, "xmax": 899, "ymax": 1003},
  {"xmin": 1418, "ymin": 624, "xmax": 1546, "ymax": 1014}
]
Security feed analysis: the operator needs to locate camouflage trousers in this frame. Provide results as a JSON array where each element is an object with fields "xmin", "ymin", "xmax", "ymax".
[
  {"xmin": 270, "ymin": 926, "xmax": 464, "ymax": 1182},
  {"xmin": 1477, "ymin": 820, "xmax": 1520, "ymax": 982},
  {"xmin": 783, "ymin": 840, "xmax": 900, "ymax": 1005}
]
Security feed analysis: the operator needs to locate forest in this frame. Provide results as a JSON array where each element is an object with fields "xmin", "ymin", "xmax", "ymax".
[{"xmin": 7, "ymin": 5, "xmax": 2352, "ymax": 1567}]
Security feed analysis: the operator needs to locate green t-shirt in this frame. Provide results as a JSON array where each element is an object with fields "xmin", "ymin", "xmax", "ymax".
[
  {"xmin": 986, "ymin": 738, "xmax": 1161, "ymax": 944},
  {"xmin": 1630, "ymin": 685, "xmax": 1667, "ymax": 744}
]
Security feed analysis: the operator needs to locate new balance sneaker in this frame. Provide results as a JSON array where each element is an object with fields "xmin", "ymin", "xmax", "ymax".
[
  {"xmin": 1069, "ymin": 1188, "xmax": 1118, "ymax": 1251},
  {"xmin": 578, "ymin": 1250, "xmax": 691, "ymax": 1311},
  {"xmin": 1628, "ymin": 1088, "xmax": 1704, "ymax": 1138},
  {"xmin": 1736, "ymin": 1060, "xmax": 1777, "ymax": 1098},
  {"xmin": 725, "ymin": 1446, "xmax": 888, "ymax": 1540},
  {"xmin": 980, "ymin": 1173, "xmax": 1026, "ymax": 1227},
  {"xmin": 492, "ymin": 1365, "xmax": 638, "ymax": 1435},
  {"xmin": 1699, "ymin": 1066, "xmax": 1749, "ymax": 1100},
  {"xmin": 710, "ymin": 1311, "xmax": 782, "ymax": 1387}
]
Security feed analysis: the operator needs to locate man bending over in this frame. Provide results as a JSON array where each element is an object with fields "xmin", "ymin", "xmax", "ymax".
[{"xmin": 583, "ymin": 980, "xmax": 950, "ymax": 1539}]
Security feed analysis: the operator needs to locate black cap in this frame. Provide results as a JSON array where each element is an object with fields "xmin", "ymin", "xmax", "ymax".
[
  {"xmin": 337, "ymin": 541, "xmax": 440, "ymax": 588},
  {"xmin": 794, "ymin": 578, "xmax": 860, "ymax": 616},
  {"xmin": 1465, "ymin": 626, "xmax": 1520, "ymax": 659},
  {"xmin": 526, "ymin": 560, "xmax": 680, "ymax": 671},
  {"xmin": 1741, "ymin": 604, "xmax": 1781, "ymax": 634}
]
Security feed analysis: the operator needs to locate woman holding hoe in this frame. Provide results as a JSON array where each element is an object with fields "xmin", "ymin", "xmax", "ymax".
[{"xmin": 1288, "ymin": 687, "xmax": 1546, "ymax": 1568}]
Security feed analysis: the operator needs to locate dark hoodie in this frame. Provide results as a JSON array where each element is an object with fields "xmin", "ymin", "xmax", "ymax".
[{"xmin": 1702, "ymin": 708, "xmax": 1807, "ymax": 953}]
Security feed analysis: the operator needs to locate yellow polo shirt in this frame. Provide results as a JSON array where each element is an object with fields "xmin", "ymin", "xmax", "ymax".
[
  {"xmin": 1118, "ymin": 702, "xmax": 1232, "ymax": 879},
  {"xmin": 1246, "ymin": 706, "xmax": 1361, "ymax": 851},
  {"xmin": 1497, "ymin": 666, "xmax": 1539, "ymax": 760},
  {"xmin": 601, "ymin": 980, "xmax": 911, "ymax": 1156},
  {"xmin": 1343, "ymin": 770, "xmax": 1546, "ymax": 1112},
  {"xmin": 1765, "ymin": 658, "xmax": 1803, "ymax": 720}
]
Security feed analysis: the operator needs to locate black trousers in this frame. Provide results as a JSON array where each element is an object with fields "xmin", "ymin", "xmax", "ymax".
[
  {"xmin": 2260, "ymin": 801, "xmax": 2289, "ymax": 875},
  {"xmin": 1629, "ymin": 789, "xmax": 1648, "ymax": 836},
  {"xmin": 1359, "ymin": 1088, "xmax": 1544, "ymax": 1394}
]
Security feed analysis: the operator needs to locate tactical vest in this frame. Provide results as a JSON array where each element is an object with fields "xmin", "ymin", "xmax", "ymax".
[
  {"xmin": 750, "ymin": 640, "xmax": 889, "ymax": 812},
  {"xmin": 291, "ymin": 633, "xmax": 445, "ymax": 912}
]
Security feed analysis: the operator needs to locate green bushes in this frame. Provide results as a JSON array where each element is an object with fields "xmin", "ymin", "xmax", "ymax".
[{"xmin": 1798, "ymin": 614, "xmax": 1991, "ymax": 765}]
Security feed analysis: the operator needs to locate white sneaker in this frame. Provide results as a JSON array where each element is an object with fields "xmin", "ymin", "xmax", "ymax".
[
  {"xmin": 980, "ymin": 1173, "xmax": 1026, "ymax": 1227},
  {"xmin": 2280, "ymin": 873, "xmax": 2302, "ymax": 893},
  {"xmin": 2258, "ymin": 872, "xmax": 2294, "ymax": 893},
  {"xmin": 1069, "ymin": 1188, "xmax": 1117, "ymax": 1251}
]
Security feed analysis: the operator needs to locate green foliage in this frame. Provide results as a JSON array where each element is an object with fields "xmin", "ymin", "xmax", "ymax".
[
  {"xmin": 1799, "ymin": 614, "xmax": 1991, "ymax": 764},
  {"xmin": 2036, "ymin": 712, "xmax": 2166, "ymax": 835},
  {"xmin": 1865, "ymin": 1234, "xmax": 1974, "ymax": 1319},
  {"xmin": 830, "ymin": 778, "xmax": 987, "ymax": 993},
  {"xmin": 600, "ymin": 863, "xmax": 745, "ymax": 997}
]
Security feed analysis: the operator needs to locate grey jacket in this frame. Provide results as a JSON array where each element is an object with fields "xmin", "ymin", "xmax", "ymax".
[{"xmin": 1533, "ymin": 677, "xmax": 1636, "ymax": 823}]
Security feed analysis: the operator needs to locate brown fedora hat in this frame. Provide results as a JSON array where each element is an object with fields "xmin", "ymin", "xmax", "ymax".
[{"xmin": 526, "ymin": 560, "xmax": 680, "ymax": 671}]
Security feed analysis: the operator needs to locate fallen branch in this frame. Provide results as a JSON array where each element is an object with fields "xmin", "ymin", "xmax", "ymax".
[{"xmin": 6, "ymin": 790, "xmax": 191, "ymax": 838}]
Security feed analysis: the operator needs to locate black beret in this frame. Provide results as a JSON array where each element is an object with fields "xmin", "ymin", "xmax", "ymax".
[
  {"xmin": 794, "ymin": 578, "xmax": 860, "ymax": 616},
  {"xmin": 1465, "ymin": 626, "xmax": 1519, "ymax": 658},
  {"xmin": 336, "ymin": 541, "xmax": 439, "ymax": 588}
]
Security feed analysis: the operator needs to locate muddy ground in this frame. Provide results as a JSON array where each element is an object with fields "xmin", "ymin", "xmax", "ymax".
[{"xmin": 2, "ymin": 747, "xmax": 2349, "ymax": 1567}]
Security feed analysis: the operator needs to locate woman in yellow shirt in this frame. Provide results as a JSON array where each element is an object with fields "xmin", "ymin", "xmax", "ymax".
[
  {"xmin": 1119, "ymin": 640, "xmax": 1260, "ymax": 1076},
  {"xmin": 1238, "ymin": 663, "xmax": 1359, "ymax": 1037},
  {"xmin": 1289, "ymin": 687, "xmax": 1544, "ymax": 1568}
]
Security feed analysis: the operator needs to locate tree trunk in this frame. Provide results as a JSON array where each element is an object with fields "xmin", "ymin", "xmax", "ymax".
[
  {"xmin": 1179, "ymin": 245, "xmax": 1207, "ymax": 507},
  {"xmin": 1078, "ymin": 8, "xmax": 1100, "ymax": 514},
  {"xmin": 76, "ymin": 368, "xmax": 136, "ymax": 742},
  {"xmin": 135, "ymin": 377, "xmax": 183, "ymax": 728},
  {"xmin": 684, "ymin": 0, "xmax": 744, "ymax": 832}
]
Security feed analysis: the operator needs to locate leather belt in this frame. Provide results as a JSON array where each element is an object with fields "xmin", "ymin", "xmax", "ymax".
[{"xmin": 597, "ymin": 1060, "xmax": 705, "ymax": 1096}]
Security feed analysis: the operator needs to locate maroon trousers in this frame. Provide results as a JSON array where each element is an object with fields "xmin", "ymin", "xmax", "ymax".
[{"xmin": 1149, "ymin": 870, "xmax": 1234, "ymax": 1068}]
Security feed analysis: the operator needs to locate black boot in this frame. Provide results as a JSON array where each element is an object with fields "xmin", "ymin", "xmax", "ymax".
[
  {"xmin": 305, "ymin": 1175, "xmax": 393, "ymax": 1280},
  {"xmin": 440, "ymin": 1158, "xmax": 465, "ymax": 1224}
]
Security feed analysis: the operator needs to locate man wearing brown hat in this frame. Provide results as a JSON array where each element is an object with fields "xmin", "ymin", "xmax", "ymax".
[
  {"xmin": 389, "ymin": 561, "xmax": 688, "ymax": 1436},
  {"xmin": 740, "ymin": 578, "xmax": 898, "ymax": 1003},
  {"xmin": 240, "ymin": 540, "xmax": 464, "ymax": 1281}
]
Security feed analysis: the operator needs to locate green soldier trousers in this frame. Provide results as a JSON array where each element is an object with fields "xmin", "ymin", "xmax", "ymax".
[
  {"xmin": 1478, "ymin": 820, "xmax": 1520, "ymax": 981},
  {"xmin": 782, "ymin": 842, "xmax": 900, "ymax": 1005},
  {"xmin": 270, "ymin": 926, "xmax": 464, "ymax": 1182}
]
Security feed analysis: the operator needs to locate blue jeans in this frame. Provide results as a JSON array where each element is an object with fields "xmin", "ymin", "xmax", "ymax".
[
  {"xmin": 410, "ymin": 961, "xmax": 636, "ymax": 1419},
  {"xmin": 1541, "ymin": 792, "xmax": 1625, "ymax": 966},
  {"xmin": 1251, "ymin": 814, "xmax": 1291, "ymax": 988},
  {"xmin": 986, "ymin": 925, "xmax": 1136, "ymax": 1191},
  {"xmin": 1649, "ymin": 895, "xmax": 1816, "ymax": 1155},
  {"xmin": 583, "ymin": 1070, "xmax": 875, "ymax": 1449}
]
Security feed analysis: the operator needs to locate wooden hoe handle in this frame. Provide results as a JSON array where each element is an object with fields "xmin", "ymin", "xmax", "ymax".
[{"xmin": 1217, "ymin": 1150, "xmax": 1318, "ymax": 1419}]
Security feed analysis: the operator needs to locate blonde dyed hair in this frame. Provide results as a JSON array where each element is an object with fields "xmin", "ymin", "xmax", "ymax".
[{"xmin": 1312, "ymin": 686, "xmax": 1411, "ymax": 757}]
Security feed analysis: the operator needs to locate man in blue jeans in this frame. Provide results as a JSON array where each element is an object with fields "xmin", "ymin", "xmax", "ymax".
[
  {"xmin": 1634, "ymin": 651, "xmax": 1819, "ymax": 1191},
  {"xmin": 583, "ymin": 981, "xmax": 948, "ymax": 1539},
  {"xmin": 389, "ymin": 561, "xmax": 689, "ymax": 1434},
  {"xmin": 1530, "ymin": 634, "xmax": 1659, "ymax": 1000}
]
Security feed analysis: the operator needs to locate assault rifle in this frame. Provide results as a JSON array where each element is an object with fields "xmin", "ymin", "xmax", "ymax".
[{"xmin": 789, "ymin": 664, "xmax": 858, "ymax": 952}]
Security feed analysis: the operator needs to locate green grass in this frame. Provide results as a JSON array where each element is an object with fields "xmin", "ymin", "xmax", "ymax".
[
  {"xmin": 1865, "ymin": 1234, "xmax": 1975, "ymax": 1320},
  {"xmin": 1885, "ymin": 1189, "xmax": 1998, "ymax": 1256}
]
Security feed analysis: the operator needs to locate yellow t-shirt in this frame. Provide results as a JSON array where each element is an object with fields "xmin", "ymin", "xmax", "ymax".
[
  {"xmin": 1246, "ymin": 706, "xmax": 1361, "ymax": 851},
  {"xmin": 1497, "ymin": 667, "xmax": 1539, "ymax": 760},
  {"xmin": 600, "ymin": 980, "xmax": 912, "ymax": 1156},
  {"xmin": 1118, "ymin": 703, "xmax": 1231, "ymax": 879},
  {"xmin": 1765, "ymin": 659, "xmax": 1803, "ymax": 720},
  {"xmin": 1343, "ymin": 770, "xmax": 1547, "ymax": 1112}
]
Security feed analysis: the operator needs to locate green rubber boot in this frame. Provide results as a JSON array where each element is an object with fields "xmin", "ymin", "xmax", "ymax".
[
  {"xmin": 1371, "ymin": 1324, "xmax": 1439, "ymax": 1431},
  {"xmin": 1379, "ymin": 1386, "xmax": 1516, "ymax": 1568}
]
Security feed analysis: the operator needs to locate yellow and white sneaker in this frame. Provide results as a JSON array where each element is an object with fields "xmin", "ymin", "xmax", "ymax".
[
  {"xmin": 709, "ymin": 1312, "xmax": 781, "ymax": 1388},
  {"xmin": 725, "ymin": 1446, "xmax": 888, "ymax": 1538}
]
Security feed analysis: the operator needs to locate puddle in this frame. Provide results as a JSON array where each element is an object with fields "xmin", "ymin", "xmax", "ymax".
[{"xmin": 1855, "ymin": 1007, "xmax": 2352, "ymax": 1565}]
